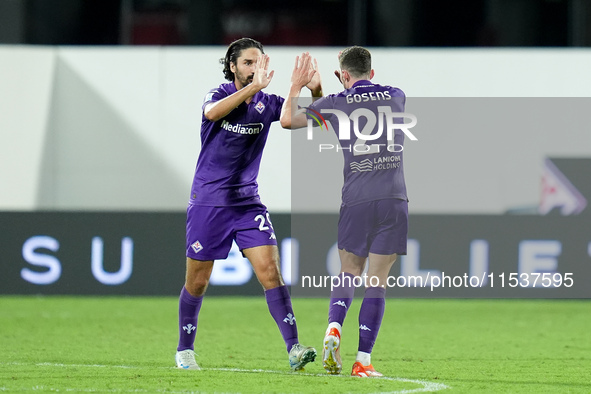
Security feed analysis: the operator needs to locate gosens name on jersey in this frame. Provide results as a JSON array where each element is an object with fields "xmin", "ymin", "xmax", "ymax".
[{"xmin": 309, "ymin": 80, "xmax": 408, "ymax": 206}]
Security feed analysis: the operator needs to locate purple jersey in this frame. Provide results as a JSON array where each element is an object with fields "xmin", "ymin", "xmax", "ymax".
[
  {"xmin": 190, "ymin": 82, "xmax": 284, "ymax": 206},
  {"xmin": 309, "ymin": 80, "xmax": 407, "ymax": 206}
]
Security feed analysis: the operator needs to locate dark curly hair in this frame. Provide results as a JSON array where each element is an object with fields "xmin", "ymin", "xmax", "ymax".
[{"xmin": 219, "ymin": 38, "xmax": 265, "ymax": 82}]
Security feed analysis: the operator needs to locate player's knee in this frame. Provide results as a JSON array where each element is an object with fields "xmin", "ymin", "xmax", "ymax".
[
  {"xmin": 341, "ymin": 264, "xmax": 364, "ymax": 277},
  {"xmin": 187, "ymin": 276, "xmax": 209, "ymax": 296},
  {"xmin": 263, "ymin": 261, "xmax": 280, "ymax": 278},
  {"xmin": 256, "ymin": 259, "xmax": 282, "ymax": 284}
]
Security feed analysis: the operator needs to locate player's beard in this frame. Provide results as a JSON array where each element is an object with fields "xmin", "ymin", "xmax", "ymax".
[{"xmin": 235, "ymin": 70, "xmax": 254, "ymax": 89}]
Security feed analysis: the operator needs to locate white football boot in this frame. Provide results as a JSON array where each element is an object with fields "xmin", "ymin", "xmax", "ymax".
[
  {"xmin": 175, "ymin": 349, "xmax": 200, "ymax": 370},
  {"xmin": 288, "ymin": 343, "xmax": 317, "ymax": 371}
]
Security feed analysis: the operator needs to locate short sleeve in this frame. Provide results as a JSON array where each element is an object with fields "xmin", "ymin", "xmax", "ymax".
[
  {"xmin": 201, "ymin": 88, "xmax": 225, "ymax": 113},
  {"xmin": 308, "ymin": 95, "xmax": 335, "ymax": 124},
  {"xmin": 271, "ymin": 94, "xmax": 285, "ymax": 122}
]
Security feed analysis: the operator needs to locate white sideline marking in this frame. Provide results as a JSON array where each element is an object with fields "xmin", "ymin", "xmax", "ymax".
[
  {"xmin": 1, "ymin": 362, "xmax": 450, "ymax": 393},
  {"xmin": 203, "ymin": 367, "xmax": 449, "ymax": 393}
]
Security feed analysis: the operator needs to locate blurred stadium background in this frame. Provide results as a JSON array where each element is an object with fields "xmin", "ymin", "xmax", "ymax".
[{"xmin": 1, "ymin": 0, "xmax": 591, "ymax": 298}]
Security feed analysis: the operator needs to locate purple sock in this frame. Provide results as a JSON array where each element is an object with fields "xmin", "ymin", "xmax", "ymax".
[
  {"xmin": 358, "ymin": 286, "xmax": 386, "ymax": 354},
  {"xmin": 328, "ymin": 272, "xmax": 356, "ymax": 326},
  {"xmin": 265, "ymin": 285, "xmax": 299, "ymax": 352},
  {"xmin": 177, "ymin": 287, "xmax": 203, "ymax": 351}
]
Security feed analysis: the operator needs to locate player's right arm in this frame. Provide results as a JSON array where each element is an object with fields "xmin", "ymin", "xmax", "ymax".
[
  {"xmin": 280, "ymin": 53, "xmax": 316, "ymax": 129},
  {"xmin": 204, "ymin": 54, "xmax": 275, "ymax": 122},
  {"xmin": 203, "ymin": 86, "xmax": 256, "ymax": 122}
]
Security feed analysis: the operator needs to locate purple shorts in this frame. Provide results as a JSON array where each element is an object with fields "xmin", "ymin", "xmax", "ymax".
[
  {"xmin": 338, "ymin": 198, "xmax": 408, "ymax": 258},
  {"xmin": 186, "ymin": 203, "xmax": 277, "ymax": 261}
]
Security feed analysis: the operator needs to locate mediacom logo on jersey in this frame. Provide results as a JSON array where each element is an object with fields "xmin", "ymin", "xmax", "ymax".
[{"xmin": 221, "ymin": 120, "xmax": 263, "ymax": 135}]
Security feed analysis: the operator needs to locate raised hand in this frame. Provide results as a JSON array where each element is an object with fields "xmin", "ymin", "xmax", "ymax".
[
  {"xmin": 290, "ymin": 52, "xmax": 316, "ymax": 89},
  {"xmin": 252, "ymin": 53, "xmax": 275, "ymax": 90},
  {"xmin": 306, "ymin": 57, "xmax": 323, "ymax": 97}
]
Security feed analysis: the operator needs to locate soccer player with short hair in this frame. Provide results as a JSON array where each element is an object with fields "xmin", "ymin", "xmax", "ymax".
[
  {"xmin": 281, "ymin": 47, "xmax": 409, "ymax": 377},
  {"xmin": 176, "ymin": 38, "xmax": 322, "ymax": 371}
]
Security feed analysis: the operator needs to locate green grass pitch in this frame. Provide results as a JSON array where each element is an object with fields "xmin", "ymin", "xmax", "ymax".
[{"xmin": 1, "ymin": 296, "xmax": 590, "ymax": 393}]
